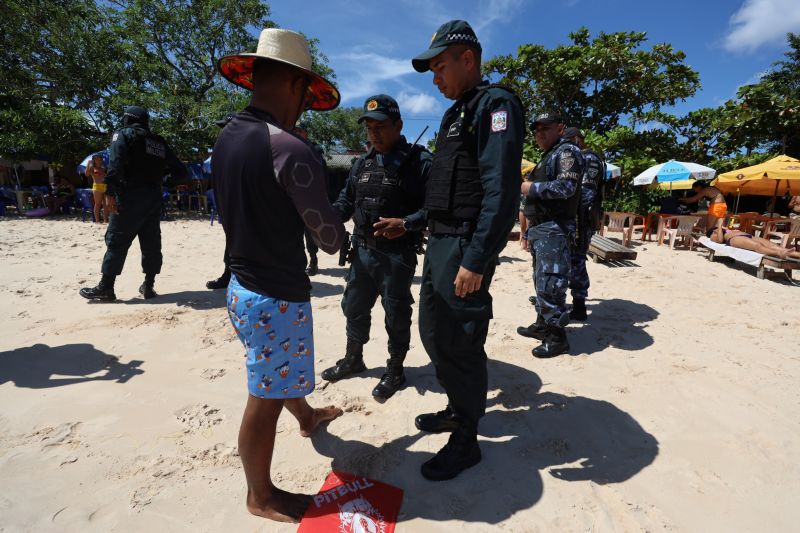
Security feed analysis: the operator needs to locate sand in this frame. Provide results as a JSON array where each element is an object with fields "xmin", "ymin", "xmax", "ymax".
[{"xmin": 1, "ymin": 216, "xmax": 798, "ymax": 532}]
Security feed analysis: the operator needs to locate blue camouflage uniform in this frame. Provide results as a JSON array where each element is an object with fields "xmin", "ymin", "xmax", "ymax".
[
  {"xmin": 569, "ymin": 149, "xmax": 605, "ymax": 300},
  {"xmin": 523, "ymin": 139, "xmax": 585, "ymax": 327}
]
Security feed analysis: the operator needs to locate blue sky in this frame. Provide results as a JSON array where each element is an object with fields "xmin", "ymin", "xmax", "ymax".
[{"xmin": 268, "ymin": 0, "xmax": 800, "ymax": 146}]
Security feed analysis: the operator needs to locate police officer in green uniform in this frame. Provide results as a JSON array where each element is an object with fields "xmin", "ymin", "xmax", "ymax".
[
  {"xmin": 517, "ymin": 112, "xmax": 584, "ymax": 357},
  {"xmin": 411, "ymin": 20, "xmax": 524, "ymax": 480},
  {"xmin": 321, "ymin": 95, "xmax": 432, "ymax": 403},
  {"xmin": 563, "ymin": 127, "xmax": 605, "ymax": 320},
  {"xmin": 80, "ymin": 106, "xmax": 187, "ymax": 301}
]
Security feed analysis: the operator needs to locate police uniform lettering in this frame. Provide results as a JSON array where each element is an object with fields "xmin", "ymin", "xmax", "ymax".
[
  {"xmin": 524, "ymin": 140, "xmax": 585, "ymax": 223},
  {"xmin": 145, "ymin": 138, "xmax": 166, "ymax": 159}
]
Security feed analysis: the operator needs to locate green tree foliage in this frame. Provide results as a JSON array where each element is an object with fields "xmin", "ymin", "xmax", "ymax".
[
  {"xmin": 302, "ymin": 107, "xmax": 365, "ymax": 152},
  {"xmin": 484, "ymin": 28, "xmax": 700, "ymax": 134}
]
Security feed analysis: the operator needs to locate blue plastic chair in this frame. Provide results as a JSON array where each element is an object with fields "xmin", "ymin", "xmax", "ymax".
[
  {"xmin": 76, "ymin": 188, "xmax": 95, "ymax": 222},
  {"xmin": 207, "ymin": 189, "xmax": 219, "ymax": 226}
]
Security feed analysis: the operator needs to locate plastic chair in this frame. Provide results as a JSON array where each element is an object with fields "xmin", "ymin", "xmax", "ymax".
[
  {"xmin": 207, "ymin": 189, "xmax": 219, "ymax": 226},
  {"xmin": 659, "ymin": 215, "xmax": 701, "ymax": 249},
  {"xmin": 76, "ymin": 188, "xmax": 95, "ymax": 222},
  {"xmin": 601, "ymin": 211, "xmax": 642, "ymax": 247}
]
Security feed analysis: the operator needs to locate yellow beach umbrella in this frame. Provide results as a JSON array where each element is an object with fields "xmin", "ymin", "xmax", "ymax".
[
  {"xmin": 521, "ymin": 158, "xmax": 535, "ymax": 178},
  {"xmin": 714, "ymin": 155, "xmax": 800, "ymax": 196}
]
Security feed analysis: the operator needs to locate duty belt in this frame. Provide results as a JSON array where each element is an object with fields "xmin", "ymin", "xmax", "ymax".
[
  {"xmin": 352, "ymin": 235, "xmax": 412, "ymax": 251},
  {"xmin": 427, "ymin": 219, "xmax": 475, "ymax": 235}
]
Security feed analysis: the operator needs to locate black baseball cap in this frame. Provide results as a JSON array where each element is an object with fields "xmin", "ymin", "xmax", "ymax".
[
  {"xmin": 531, "ymin": 111, "xmax": 565, "ymax": 128},
  {"xmin": 123, "ymin": 105, "xmax": 149, "ymax": 125},
  {"xmin": 215, "ymin": 112, "xmax": 237, "ymax": 128},
  {"xmin": 358, "ymin": 94, "xmax": 401, "ymax": 123},
  {"xmin": 412, "ymin": 20, "xmax": 482, "ymax": 73},
  {"xmin": 563, "ymin": 126, "xmax": 583, "ymax": 139}
]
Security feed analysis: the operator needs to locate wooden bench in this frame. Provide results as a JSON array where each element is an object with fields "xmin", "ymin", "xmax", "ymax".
[{"xmin": 588, "ymin": 234, "xmax": 638, "ymax": 263}]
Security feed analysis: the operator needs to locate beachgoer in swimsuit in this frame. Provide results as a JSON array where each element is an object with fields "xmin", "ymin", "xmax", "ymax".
[
  {"xmin": 707, "ymin": 219, "xmax": 800, "ymax": 259},
  {"xmin": 85, "ymin": 155, "xmax": 111, "ymax": 223},
  {"xmin": 789, "ymin": 195, "xmax": 800, "ymax": 219},
  {"xmin": 681, "ymin": 181, "xmax": 727, "ymax": 229}
]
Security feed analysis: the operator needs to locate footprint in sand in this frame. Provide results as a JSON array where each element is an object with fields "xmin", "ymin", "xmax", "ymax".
[
  {"xmin": 199, "ymin": 368, "xmax": 226, "ymax": 380},
  {"xmin": 175, "ymin": 404, "xmax": 223, "ymax": 434}
]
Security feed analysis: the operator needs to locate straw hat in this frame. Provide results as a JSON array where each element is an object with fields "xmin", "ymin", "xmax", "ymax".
[{"xmin": 217, "ymin": 28, "xmax": 340, "ymax": 112}]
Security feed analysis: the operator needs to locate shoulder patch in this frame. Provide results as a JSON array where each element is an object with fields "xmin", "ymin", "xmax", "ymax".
[
  {"xmin": 559, "ymin": 149, "xmax": 575, "ymax": 170},
  {"xmin": 112, "ymin": 133, "xmax": 119, "ymax": 142},
  {"xmin": 490, "ymin": 111, "xmax": 508, "ymax": 133}
]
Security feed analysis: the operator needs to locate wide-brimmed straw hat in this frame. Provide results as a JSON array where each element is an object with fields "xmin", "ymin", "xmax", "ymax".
[{"xmin": 217, "ymin": 28, "xmax": 340, "ymax": 112}]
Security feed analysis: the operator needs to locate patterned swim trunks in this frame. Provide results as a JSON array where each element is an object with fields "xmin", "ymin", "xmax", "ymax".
[{"xmin": 227, "ymin": 274, "xmax": 315, "ymax": 399}]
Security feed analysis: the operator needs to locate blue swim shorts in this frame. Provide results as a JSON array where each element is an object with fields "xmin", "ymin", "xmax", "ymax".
[{"xmin": 227, "ymin": 274, "xmax": 315, "ymax": 399}]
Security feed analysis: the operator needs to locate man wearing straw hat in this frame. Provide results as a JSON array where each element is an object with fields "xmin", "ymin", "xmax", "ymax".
[{"xmin": 214, "ymin": 28, "xmax": 346, "ymax": 523}]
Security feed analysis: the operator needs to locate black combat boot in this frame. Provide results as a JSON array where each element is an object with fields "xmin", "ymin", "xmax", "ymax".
[
  {"xmin": 321, "ymin": 339, "xmax": 366, "ymax": 382},
  {"xmin": 532, "ymin": 327, "xmax": 570, "ymax": 358},
  {"xmin": 139, "ymin": 273, "xmax": 158, "ymax": 299},
  {"xmin": 79, "ymin": 274, "xmax": 116, "ymax": 302},
  {"xmin": 305, "ymin": 258, "xmax": 318, "ymax": 276},
  {"xmin": 517, "ymin": 315, "xmax": 547, "ymax": 340},
  {"xmin": 420, "ymin": 426, "xmax": 482, "ymax": 481},
  {"xmin": 206, "ymin": 268, "xmax": 231, "ymax": 289},
  {"xmin": 372, "ymin": 353, "xmax": 406, "ymax": 403},
  {"xmin": 570, "ymin": 298, "xmax": 587, "ymax": 320},
  {"xmin": 414, "ymin": 405, "xmax": 462, "ymax": 434}
]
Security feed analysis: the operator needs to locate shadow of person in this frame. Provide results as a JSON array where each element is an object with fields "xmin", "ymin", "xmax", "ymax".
[
  {"xmin": 309, "ymin": 358, "xmax": 658, "ymax": 525},
  {"xmin": 0, "ymin": 343, "xmax": 144, "ymax": 389},
  {"xmin": 567, "ymin": 298, "xmax": 658, "ymax": 355},
  {"xmin": 310, "ymin": 281, "xmax": 345, "ymax": 298},
  {"xmin": 121, "ymin": 289, "xmax": 226, "ymax": 310}
]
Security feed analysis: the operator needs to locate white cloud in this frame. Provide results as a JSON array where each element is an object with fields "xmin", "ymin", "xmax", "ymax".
[
  {"xmin": 397, "ymin": 91, "xmax": 442, "ymax": 115},
  {"xmin": 723, "ymin": 0, "xmax": 800, "ymax": 53},
  {"xmin": 474, "ymin": 0, "xmax": 526, "ymax": 33},
  {"xmin": 331, "ymin": 52, "xmax": 416, "ymax": 104}
]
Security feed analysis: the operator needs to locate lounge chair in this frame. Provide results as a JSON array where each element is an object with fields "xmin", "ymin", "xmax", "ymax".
[
  {"xmin": 697, "ymin": 236, "xmax": 800, "ymax": 280},
  {"xmin": 588, "ymin": 234, "xmax": 637, "ymax": 263},
  {"xmin": 659, "ymin": 215, "xmax": 701, "ymax": 250}
]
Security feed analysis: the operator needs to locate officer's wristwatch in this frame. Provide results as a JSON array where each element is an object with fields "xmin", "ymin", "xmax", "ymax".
[{"xmin": 402, "ymin": 217, "xmax": 411, "ymax": 231}]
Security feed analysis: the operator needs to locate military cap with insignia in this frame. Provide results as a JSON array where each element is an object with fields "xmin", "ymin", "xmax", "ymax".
[
  {"xmin": 358, "ymin": 94, "xmax": 401, "ymax": 123},
  {"xmin": 412, "ymin": 19, "xmax": 482, "ymax": 73}
]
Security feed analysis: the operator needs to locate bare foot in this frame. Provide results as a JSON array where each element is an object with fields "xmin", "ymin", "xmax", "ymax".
[
  {"xmin": 299, "ymin": 405, "xmax": 343, "ymax": 437},
  {"xmin": 246, "ymin": 487, "xmax": 313, "ymax": 523}
]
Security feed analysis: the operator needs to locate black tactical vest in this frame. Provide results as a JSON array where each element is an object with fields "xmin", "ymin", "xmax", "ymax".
[
  {"xmin": 352, "ymin": 145, "xmax": 422, "ymax": 245},
  {"xmin": 425, "ymin": 84, "xmax": 519, "ymax": 225},
  {"xmin": 523, "ymin": 139, "xmax": 582, "ymax": 224},
  {"xmin": 124, "ymin": 126, "xmax": 170, "ymax": 187}
]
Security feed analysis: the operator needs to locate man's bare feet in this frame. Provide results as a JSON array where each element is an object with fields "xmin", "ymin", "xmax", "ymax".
[
  {"xmin": 247, "ymin": 487, "xmax": 313, "ymax": 523},
  {"xmin": 299, "ymin": 405, "xmax": 343, "ymax": 437}
]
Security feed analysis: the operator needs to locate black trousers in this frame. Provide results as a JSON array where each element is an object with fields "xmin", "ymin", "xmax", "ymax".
[
  {"xmin": 341, "ymin": 244, "xmax": 417, "ymax": 356},
  {"xmin": 305, "ymin": 227, "xmax": 318, "ymax": 263},
  {"xmin": 101, "ymin": 187, "xmax": 162, "ymax": 276},
  {"xmin": 418, "ymin": 234, "xmax": 497, "ymax": 430}
]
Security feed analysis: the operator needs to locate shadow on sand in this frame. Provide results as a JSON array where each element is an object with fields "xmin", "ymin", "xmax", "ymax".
[
  {"xmin": 311, "ymin": 358, "xmax": 658, "ymax": 525},
  {"xmin": 567, "ymin": 298, "xmax": 658, "ymax": 355},
  {"xmin": 0, "ymin": 343, "xmax": 144, "ymax": 388}
]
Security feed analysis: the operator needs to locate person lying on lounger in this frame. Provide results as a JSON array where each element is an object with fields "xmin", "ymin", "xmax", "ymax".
[{"xmin": 707, "ymin": 219, "xmax": 800, "ymax": 260}]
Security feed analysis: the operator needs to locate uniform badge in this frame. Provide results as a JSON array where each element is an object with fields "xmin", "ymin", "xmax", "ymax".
[
  {"xmin": 367, "ymin": 100, "xmax": 378, "ymax": 111},
  {"xmin": 430, "ymin": 32, "xmax": 438, "ymax": 44},
  {"xmin": 490, "ymin": 111, "xmax": 508, "ymax": 133},
  {"xmin": 112, "ymin": 133, "xmax": 119, "ymax": 141},
  {"xmin": 588, "ymin": 167, "xmax": 599, "ymax": 179},
  {"xmin": 559, "ymin": 150, "xmax": 575, "ymax": 170}
]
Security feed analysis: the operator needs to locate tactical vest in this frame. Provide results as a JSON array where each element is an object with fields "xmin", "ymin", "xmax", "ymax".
[
  {"xmin": 523, "ymin": 139, "xmax": 582, "ymax": 225},
  {"xmin": 124, "ymin": 126, "xmax": 170, "ymax": 188},
  {"xmin": 582, "ymin": 149, "xmax": 605, "ymax": 230},
  {"xmin": 352, "ymin": 145, "xmax": 422, "ymax": 246},
  {"xmin": 425, "ymin": 84, "xmax": 520, "ymax": 225}
]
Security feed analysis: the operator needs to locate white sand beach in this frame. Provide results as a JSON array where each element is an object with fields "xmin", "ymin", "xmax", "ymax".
[{"xmin": 1, "ymin": 217, "xmax": 798, "ymax": 532}]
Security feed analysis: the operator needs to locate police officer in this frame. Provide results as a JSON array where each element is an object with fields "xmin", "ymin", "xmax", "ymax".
[
  {"xmin": 563, "ymin": 127, "xmax": 605, "ymax": 320},
  {"xmin": 80, "ymin": 106, "xmax": 187, "ymax": 301},
  {"xmin": 411, "ymin": 20, "xmax": 524, "ymax": 480},
  {"xmin": 321, "ymin": 95, "xmax": 432, "ymax": 403},
  {"xmin": 517, "ymin": 112, "xmax": 584, "ymax": 357},
  {"xmin": 206, "ymin": 112, "xmax": 237, "ymax": 290}
]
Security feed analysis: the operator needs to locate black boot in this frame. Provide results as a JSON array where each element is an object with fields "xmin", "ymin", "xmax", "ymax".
[
  {"xmin": 372, "ymin": 353, "xmax": 406, "ymax": 403},
  {"xmin": 321, "ymin": 339, "xmax": 366, "ymax": 382},
  {"xmin": 139, "ymin": 274, "xmax": 158, "ymax": 299},
  {"xmin": 305, "ymin": 258, "xmax": 318, "ymax": 276},
  {"xmin": 79, "ymin": 274, "xmax": 116, "ymax": 302},
  {"xmin": 415, "ymin": 405, "xmax": 462, "ymax": 433},
  {"xmin": 421, "ymin": 427, "xmax": 481, "ymax": 481},
  {"xmin": 517, "ymin": 315, "xmax": 547, "ymax": 340},
  {"xmin": 570, "ymin": 298, "xmax": 587, "ymax": 321},
  {"xmin": 206, "ymin": 268, "xmax": 231, "ymax": 289},
  {"xmin": 532, "ymin": 327, "xmax": 570, "ymax": 358}
]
